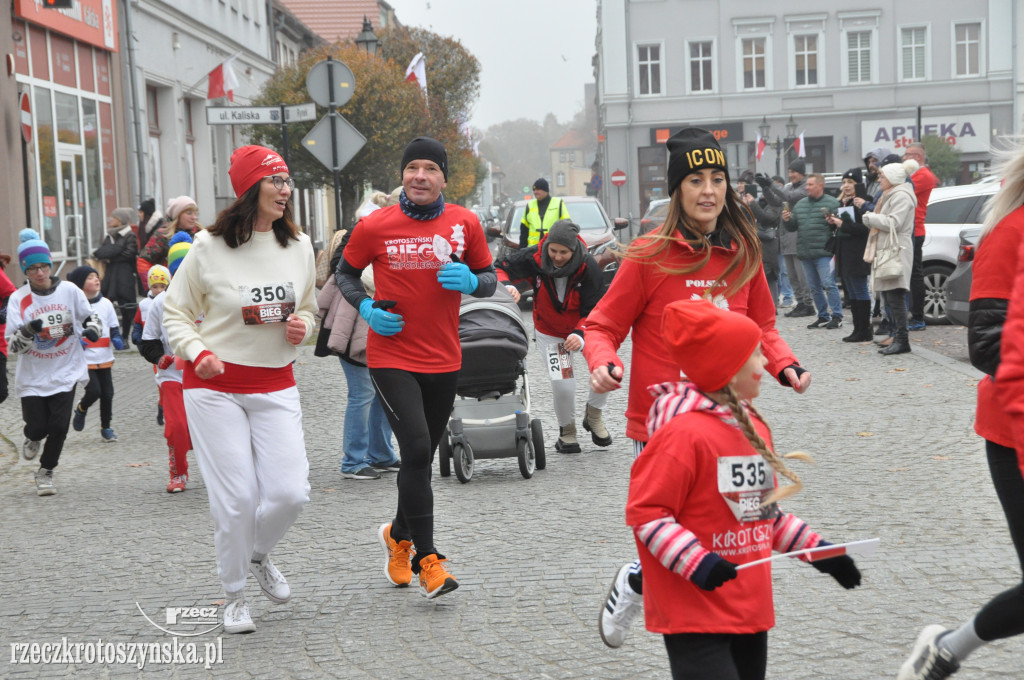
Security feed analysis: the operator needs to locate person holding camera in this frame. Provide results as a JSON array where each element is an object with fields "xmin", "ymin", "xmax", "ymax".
[
  {"xmin": 754, "ymin": 162, "xmax": 815, "ymax": 316},
  {"xmin": 826, "ymin": 168, "xmax": 873, "ymax": 342},
  {"xmin": 781, "ymin": 173, "xmax": 843, "ymax": 329},
  {"xmin": 739, "ymin": 172, "xmax": 781, "ymax": 311}
]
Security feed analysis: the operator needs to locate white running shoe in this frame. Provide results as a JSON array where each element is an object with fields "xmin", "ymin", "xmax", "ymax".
[
  {"xmin": 249, "ymin": 557, "xmax": 291, "ymax": 604},
  {"xmin": 598, "ymin": 562, "xmax": 643, "ymax": 648},
  {"xmin": 34, "ymin": 468, "xmax": 55, "ymax": 496},
  {"xmin": 898, "ymin": 625, "xmax": 960, "ymax": 680},
  {"xmin": 222, "ymin": 598, "xmax": 256, "ymax": 634},
  {"xmin": 23, "ymin": 439, "xmax": 41, "ymax": 461}
]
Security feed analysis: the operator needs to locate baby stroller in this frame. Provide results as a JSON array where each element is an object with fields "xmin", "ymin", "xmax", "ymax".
[{"xmin": 438, "ymin": 286, "xmax": 545, "ymax": 483}]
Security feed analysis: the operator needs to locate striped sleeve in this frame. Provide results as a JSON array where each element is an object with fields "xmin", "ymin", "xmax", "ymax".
[
  {"xmin": 772, "ymin": 512, "xmax": 823, "ymax": 560},
  {"xmin": 634, "ymin": 517, "xmax": 710, "ymax": 580}
]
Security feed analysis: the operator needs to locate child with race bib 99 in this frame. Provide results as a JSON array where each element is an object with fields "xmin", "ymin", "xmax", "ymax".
[
  {"xmin": 625, "ymin": 299, "xmax": 861, "ymax": 680},
  {"xmin": 496, "ymin": 218, "xmax": 610, "ymax": 453},
  {"xmin": 68, "ymin": 265, "xmax": 125, "ymax": 442},
  {"xmin": 6, "ymin": 237, "xmax": 101, "ymax": 495}
]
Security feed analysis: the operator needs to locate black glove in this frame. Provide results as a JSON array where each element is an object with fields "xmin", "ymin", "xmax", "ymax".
[
  {"xmin": 82, "ymin": 327, "xmax": 100, "ymax": 343},
  {"xmin": 19, "ymin": 319, "xmax": 44, "ymax": 338},
  {"xmin": 753, "ymin": 173, "xmax": 772, "ymax": 189},
  {"xmin": 691, "ymin": 553, "xmax": 739, "ymax": 591},
  {"xmin": 810, "ymin": 542, "xmax": 862, "ymax": 589}
]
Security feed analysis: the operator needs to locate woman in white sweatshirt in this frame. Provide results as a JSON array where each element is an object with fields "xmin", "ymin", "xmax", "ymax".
[{"xmin": 163, "ymin": 145, "xmax": 316, "ymax": 634}]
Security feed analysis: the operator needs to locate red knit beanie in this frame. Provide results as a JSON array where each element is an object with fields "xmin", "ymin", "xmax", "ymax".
[
  {"xmin": 661, "ymin": 299, "xmax": 762, "ymax": 392},
  {"xmin": 228, "ymin": 145, "xmax": 289, "ymax": 198}
]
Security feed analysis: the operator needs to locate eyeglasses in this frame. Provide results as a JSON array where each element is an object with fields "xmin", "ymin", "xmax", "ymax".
[
  {"xmin": 25, "ymin": 264, "xmax": 51, "ymax": 273},
  {"xmin": 266, "ymin": 176, "xmax": 295, "ymax": 191}
]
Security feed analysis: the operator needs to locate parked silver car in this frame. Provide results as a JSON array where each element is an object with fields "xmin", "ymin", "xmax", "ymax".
[
  {"xmin": 919, "ymin": 183, "xmax": 997, "ymax": 323},
  {"xmin": 943, "ymin": 225, "xmax": 981, "ymax": 326}
]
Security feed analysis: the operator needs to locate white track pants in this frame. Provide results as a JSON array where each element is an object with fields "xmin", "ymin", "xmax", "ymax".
[
  {"xmin": 184, "ymin": 387, "xmax": 310, "ymax": 593},
  {"xmin": 534, "ymin": 331, "xmax": 608, "ymax": 427}
]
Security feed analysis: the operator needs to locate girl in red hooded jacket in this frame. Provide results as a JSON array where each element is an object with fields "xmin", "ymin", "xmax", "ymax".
[
  {"xmin": 898, "ymin": 145, "xmax": 1024, "ymax": 680},
  {"xmin": 587, "ymin": 128, "xmax": 812, "ymax": 649},
  {"xmin": 497, "ymin": 218, "xmax": 610, "ymax": 453},
  {"xmin": 628, "ymin": 299, "xmax": 859, "ymax": 680}
]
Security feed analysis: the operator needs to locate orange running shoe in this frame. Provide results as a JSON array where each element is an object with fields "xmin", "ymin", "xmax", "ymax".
[
  {"xmin": 417, "ymin": 553, "xmax": 459, "ymax": 599},
  {"xmin": 378, "ymin": 523, "xmax": 413, "ymax": 586}
]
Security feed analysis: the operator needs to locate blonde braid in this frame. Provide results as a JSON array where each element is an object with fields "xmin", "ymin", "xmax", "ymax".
[{"xmin": 717, "ymin": 386, "xmax": 810, "ymax": 506}]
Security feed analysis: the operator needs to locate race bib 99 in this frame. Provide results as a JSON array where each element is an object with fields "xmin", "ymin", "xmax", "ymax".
[
  {"xmin": 239, "ymin": 283, "xmax": 296, "ymax": 325},
  {"xmin": 36, "ymin": 311, "xmax": 74, "ymax": 340},
  {"xmin": 717, "ymin": 455, "xmax": 780, "ymax": 522}
]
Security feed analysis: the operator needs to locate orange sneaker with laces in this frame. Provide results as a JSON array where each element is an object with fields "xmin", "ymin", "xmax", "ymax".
[
  {"xmin": 378, "ymin": 523, "xmax": 413, "ymax": 586},
  {"xmin": 417, "ymin": 553, "xmax": 459, "ymax": 599}
]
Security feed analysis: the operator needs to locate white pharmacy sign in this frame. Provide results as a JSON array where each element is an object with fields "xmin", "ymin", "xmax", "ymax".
[{"xmin": 861, "ymin": 113, "xmax": 991, "ymax": 154}]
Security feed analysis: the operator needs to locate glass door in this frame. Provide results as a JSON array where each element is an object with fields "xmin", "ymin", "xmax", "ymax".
[{"xmin": 58, "ymin": 150, "xmax": 86, "ymax": 267}]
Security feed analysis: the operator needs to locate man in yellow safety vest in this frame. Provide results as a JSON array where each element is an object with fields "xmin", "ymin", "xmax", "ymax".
[{"xmin": 519, "ymin": 178, "xmax": 570, "ymax": 248}]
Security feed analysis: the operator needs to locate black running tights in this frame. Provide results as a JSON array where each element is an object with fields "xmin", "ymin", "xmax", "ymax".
[
  {"xmin": 22, "ymin": 389, "xmax": 75, "ymax": 470},
  {"xmin": 663, "ymin": 631, "xmax": 768, "ymax": 680},
  {"xmin": 369, "ymin": 368, "xmax": 458, "ymax": 562},
  {"xmin": 974, "ymin": 440, "xmax": 1024, "ymax": 642},
  {"xmin": 80, "ymin": 367, "xmax": 114, "ymax": 428}
]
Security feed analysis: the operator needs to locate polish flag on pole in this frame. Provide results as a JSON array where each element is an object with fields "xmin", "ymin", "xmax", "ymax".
[
  {"xmin": 793, "ymin": 131, "xmax": 807, "ymax": 158},
  {"xmin": 755, "ymin": 133, "xmax": 766, "ymax": 162},
  {"xmin": 405, "ymin": 52, "xmax": 427, "ymax": 95},
  {"xmin": 207, "ymin": 57, "xmax": 239, "ymax": 102},
  {"xmin": 735, "ymin": 538, "xmax": 879, "ymax": 571}
]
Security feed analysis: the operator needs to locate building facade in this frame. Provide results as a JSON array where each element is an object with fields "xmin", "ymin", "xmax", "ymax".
[
  {"xmin": 596, "ymin": 0, "xmax": 1018, "ymax": 218},
  {"xmin": 5, "ymin": 0, "xmax": 131, "ymax": 275}
]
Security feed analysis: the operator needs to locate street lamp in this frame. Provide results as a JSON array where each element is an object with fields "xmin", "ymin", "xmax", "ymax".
[
  {"xmin": 758, "ymin": 115, "xmax": 799, "ymax": 177},
  {"xmin": 354, "ymin": 16, "xmax": 381, "ymax": 56}
]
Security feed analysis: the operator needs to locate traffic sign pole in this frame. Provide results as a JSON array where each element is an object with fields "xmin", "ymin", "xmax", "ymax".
[
  {"xmin": 280, "ymin": 104, "xmax": 289, "ymax": 169},
  {"xmin": 327, "ymin": 57, "xmax": 342, "ymax": 231}
]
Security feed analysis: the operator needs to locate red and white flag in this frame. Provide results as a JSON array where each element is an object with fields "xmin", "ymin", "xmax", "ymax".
[
  {"xmin": 793, "ymin": 131, "xmax": 806, "ymax": 158},
  {"xmin": 736, "ymin": 537, "xmax": 879, "ymax": 571},
  {"xmin": 755, "ymin": 133, "xmax": 766, "ymax": 162},
  {"xmin": 207, "ymin": 57, "xmax": 239, "ymax": 102},
  {"xmin": 405, "ymin": 52, "xmax": 427, "ymax": 95}
]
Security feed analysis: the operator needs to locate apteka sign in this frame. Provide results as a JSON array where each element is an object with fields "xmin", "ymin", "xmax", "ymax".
[{"xmin": 861, "ymin": 113, "xmax": 990, "ymax": 154}]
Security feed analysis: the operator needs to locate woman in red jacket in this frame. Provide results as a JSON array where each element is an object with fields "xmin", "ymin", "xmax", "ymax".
[
  {"xmin": 497, "ymin": 219, "xmax": 610, "ymax": 453},
  {"xmin": 586, "ymin": 127, "xmax": 812, "ymax": 649},
  {"xmin": 898, "ymin": 149, "xmax": 1024, "ymax": 680}
]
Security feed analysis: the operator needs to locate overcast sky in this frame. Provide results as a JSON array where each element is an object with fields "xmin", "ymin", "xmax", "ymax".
[{"xmin": 389, "ymin": 0, "xmax": 597, "ymax": 131}]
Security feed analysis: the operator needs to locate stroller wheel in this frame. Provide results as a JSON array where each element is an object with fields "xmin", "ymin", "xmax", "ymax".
[
  {"xmin": 517, "ymin": 438, "xmax": 535, "ymax": 479},
  {"xmin": 438, "ymin": 429, "xmax": 452, "ymax": 477},
  {"xmin": 531, "ymin": 419, "xmax": 546, "ymax": 470},
  {"xmin": 453, "ymin": 443, "xmax": 474, "ymax": 484}
]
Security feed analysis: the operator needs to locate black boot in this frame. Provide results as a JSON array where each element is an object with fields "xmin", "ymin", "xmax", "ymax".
[
  {"xmin": 880, "ymin": 330, "xmax": 911, "ymax": 355},
  {"xmin": 843, "ymin": 300, "xmax": 874, "ymax": 342},
  {"xmin": 874, "ymin": 317, "xmax": 891, "ymax": 336}
]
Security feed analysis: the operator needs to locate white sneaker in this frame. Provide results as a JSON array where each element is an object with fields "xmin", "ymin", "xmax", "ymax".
[
  {"xmin": 23, "ymin": 439, "xmax": 41, "ymax": 461},
  {"xmin": 898, "ymin": 625, "xmax": 960, "ymax": 680},
  {"xmin": 222, "ymin": 598, "xmax": 256, "ymax": 634},
  {"xmin": 598, "ymin": 562, "xmax": 643, "ymax": 648},
  {"xmin": 249, "ymin": 557, "xmax": 291, "ymax": 603},
  {"xmin": 34, "ymin": 468, "xmax": 55, "ymax": 496}
]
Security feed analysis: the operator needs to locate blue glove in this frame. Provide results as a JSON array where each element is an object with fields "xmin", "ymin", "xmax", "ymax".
[
  {"xmin": 359, "ymin": 298, "xmax": 404, "ymax": 336},
  {"xmin": 82, "ymin": 327, "xmax": 100, "ymax": 343},
  {"xmin": 111, "ymin": 332, "xmax": 125, "ymax": 351},
  {"xmin": 437, "ymin": 262, "xmax": 479, "ymax": 294},
  {"xmin": 690, "ymin": 553, "xmax": 738, "ymax": 591}
]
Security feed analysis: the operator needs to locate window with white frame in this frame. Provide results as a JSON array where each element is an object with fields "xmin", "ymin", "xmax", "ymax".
[
  {"xmin": 954, "ymin": 22, "xmax": 981, "ymax": 76},
  {"xmin": 846, "ymin": 31, "xmax": 871, "ymax": 83},
  {"xmin": 637, "ymin": 43, "xmax": 662, "ymax": 96},
  {"xmin": 742, "ymin": 37, "xmax": 766, "ymax": 89},
  {"xmin": 901, "ymin": 27, "xmax": 927, "ymax": 80},
  {"xmin": 794, "ymin": 35, "xmax": 817, "ymax": 86},
  {"xmin": 689, "ymin": 41, "xmax": 713, "ymax": 92},
  {"xmin": 557, "ymin": 172, "xmax": 566, "ymax": 188}
]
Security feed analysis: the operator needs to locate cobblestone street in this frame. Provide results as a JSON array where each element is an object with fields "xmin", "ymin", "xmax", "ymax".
[{"xmin": 1, "ymin": 312, "xmax": 1020, "ymax": 679}]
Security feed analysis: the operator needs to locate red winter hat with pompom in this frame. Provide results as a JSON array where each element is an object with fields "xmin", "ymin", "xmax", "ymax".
[
  {"xmin": 661, "ymin": 298, "xmax": 761, "ymax": 392},
  {"xmin": 228, "ymin": 145, "xmax": 289, "ymax": 198}
]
